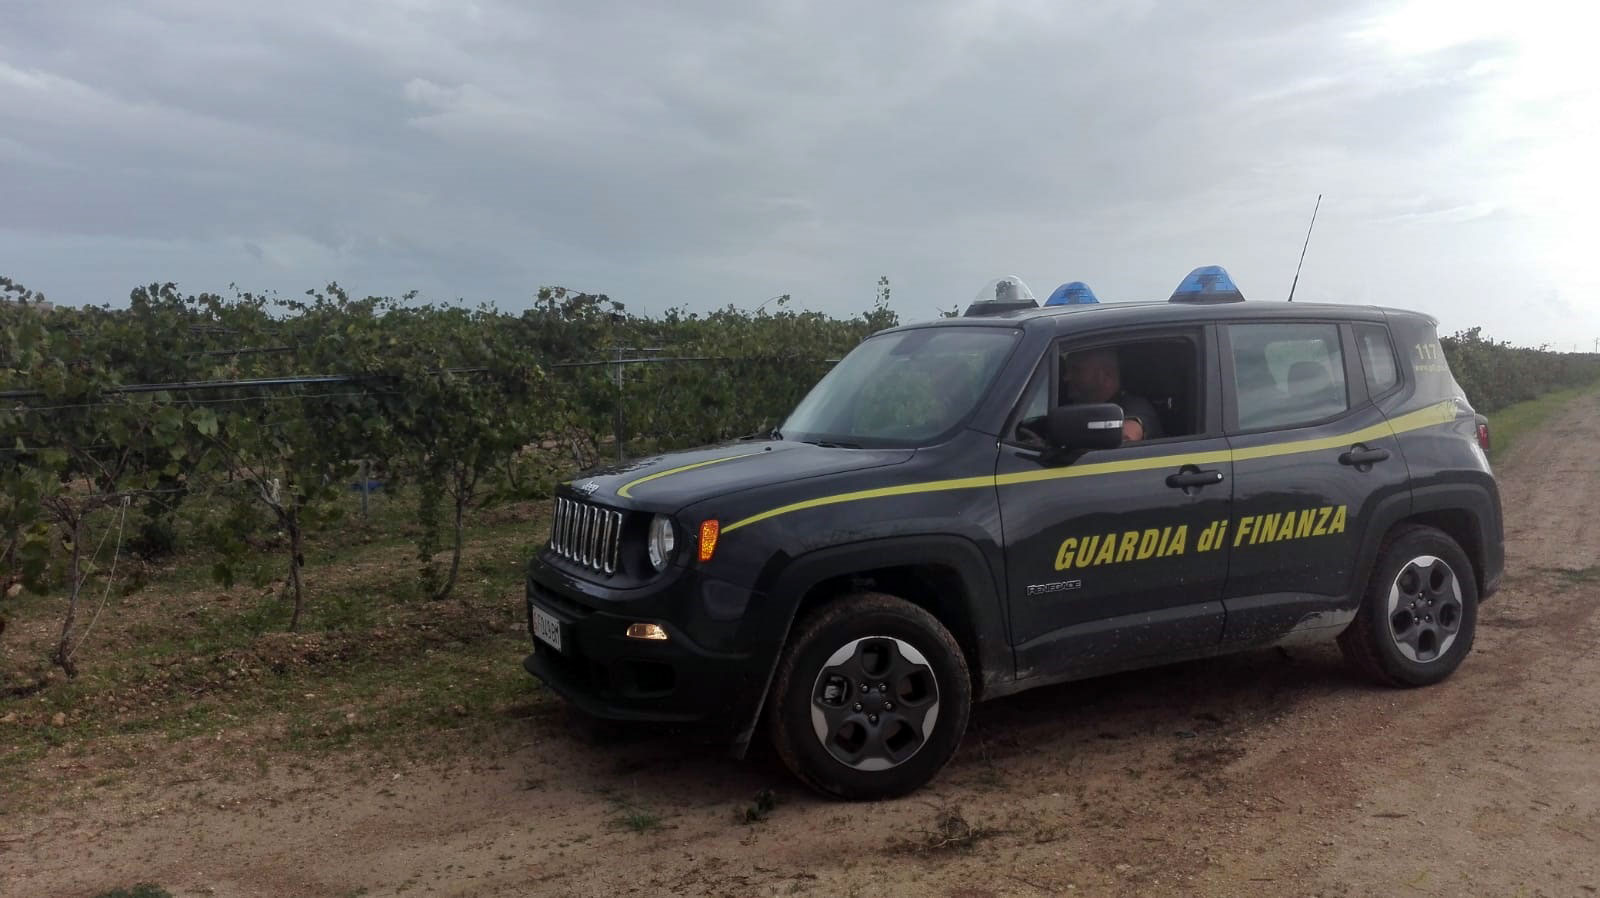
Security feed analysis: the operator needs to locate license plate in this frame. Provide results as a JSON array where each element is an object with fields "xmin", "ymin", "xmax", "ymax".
[{"xmin": 532, "ymin": 606, "xmax": 562, "ymax": 652}]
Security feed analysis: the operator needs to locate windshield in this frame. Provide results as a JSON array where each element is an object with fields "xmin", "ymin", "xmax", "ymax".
[{"xmin": 781, "ymin": 326, "xmax": 1022, "ymax": 447}]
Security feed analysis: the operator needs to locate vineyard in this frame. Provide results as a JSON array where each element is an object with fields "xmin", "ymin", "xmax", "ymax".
[
  {"xmin": 1437, "ymin": 327, "xmax": 1600, "ymax": 412},
  {"xmin": 1, "ymin": 273, "xmax": 1595, "ymax": 694},
  {"xmin": 0, "ymin": 275, "xmax": 893, "ymax": 689}
]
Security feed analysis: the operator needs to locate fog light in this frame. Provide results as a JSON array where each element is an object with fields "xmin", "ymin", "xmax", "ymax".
[{"xmin": 626, "ymin": 623, "xmax": 669, "ymax": 641}]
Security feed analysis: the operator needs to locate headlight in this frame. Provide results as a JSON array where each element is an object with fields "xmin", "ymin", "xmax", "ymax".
[{"xmin": 647, "ymin": 515, "xmax": 676, "ymax": 571}]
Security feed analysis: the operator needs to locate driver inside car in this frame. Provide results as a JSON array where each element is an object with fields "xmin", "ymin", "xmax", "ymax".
[{"xmin": 1063, "ymin": 348, "xmax": 1163, "ymax": 442}]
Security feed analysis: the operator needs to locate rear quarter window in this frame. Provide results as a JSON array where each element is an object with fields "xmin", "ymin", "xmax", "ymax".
[{"xmin": 1356, "ymin": 324, "xmax": 1400, "ymax": 395}]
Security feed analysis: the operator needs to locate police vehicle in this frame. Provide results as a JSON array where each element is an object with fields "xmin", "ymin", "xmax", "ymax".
[{"xmin": 524, "ymin": 267, "xmax": 1504, "ymax": 800}]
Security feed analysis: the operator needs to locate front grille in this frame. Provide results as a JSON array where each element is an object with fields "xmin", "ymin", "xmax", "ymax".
[{"xmin": 549, "ymin": 497, "xmax": 623, "ymax": 575}]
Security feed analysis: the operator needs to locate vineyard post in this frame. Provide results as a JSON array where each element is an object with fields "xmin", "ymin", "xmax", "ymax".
[{"xmin": 613, "ymin": 343, "xmax": 625, "ymax": 463}]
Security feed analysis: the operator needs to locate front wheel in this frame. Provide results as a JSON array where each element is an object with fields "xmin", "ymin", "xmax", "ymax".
[
  {"xmin": 1339, "ymin": 524, "xmax": 1479, "ymax": 687},
  {"xmin": 767, "ymin": 592, "xmax": 972, "ymax": 800}
]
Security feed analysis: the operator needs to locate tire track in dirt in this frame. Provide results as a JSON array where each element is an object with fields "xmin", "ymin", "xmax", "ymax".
[{"xmin": 6, "ymin": 394, "xmax": 1600, "ymax": 897}]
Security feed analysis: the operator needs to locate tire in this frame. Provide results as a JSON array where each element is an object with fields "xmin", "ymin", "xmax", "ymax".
[
  {"xmin": 767, "ymin": 592, "xmax": 972, "ymax": 800},
  {"xmin": 1339, "ymin": 524, "xmax": 1479, "ymax": 687}
]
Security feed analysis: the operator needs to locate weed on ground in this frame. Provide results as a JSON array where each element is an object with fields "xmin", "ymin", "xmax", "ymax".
[
  {"xmin": 735, "ymin": 788, "xmax": 779, "ymax": 824},
  {"xmin": 888, "ymin": 805, "xmax": 998, "ymax": 855}
]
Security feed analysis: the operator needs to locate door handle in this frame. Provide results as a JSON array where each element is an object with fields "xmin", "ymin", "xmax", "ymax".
[
  {"xmin": 1166, "ymin": 469, "xmax": 1224, "ymax": 489},
  {"xmin": 1339, "ymin": 446, "xmax": 1391, "ymax": 467}
]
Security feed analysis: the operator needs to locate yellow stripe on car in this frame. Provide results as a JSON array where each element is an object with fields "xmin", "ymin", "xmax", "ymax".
[
  {"xmin": 993, "ymin": 448, "xmax": 1235, "ymax": 487},
  {"xmin": 617, "ymin": 452, "xmax": 761, "ymax": 498},
  {"xmin": 722, "ymin": 401, "xmax": 1459, "ymax": 534},
  {"xmin": 721, "ymin": 474, "xmax": 998, "ymax": 533}
]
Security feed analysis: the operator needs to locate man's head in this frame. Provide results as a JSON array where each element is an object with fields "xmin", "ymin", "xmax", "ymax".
[{"xmin": 1064, "ymin": 348, "xmax": 1121, "ymax": 404}]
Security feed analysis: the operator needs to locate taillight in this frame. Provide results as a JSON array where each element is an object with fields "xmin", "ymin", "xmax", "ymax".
[{"xmin": 1476, "ymin": 422, "xmax": 1490, "ymax": 452}]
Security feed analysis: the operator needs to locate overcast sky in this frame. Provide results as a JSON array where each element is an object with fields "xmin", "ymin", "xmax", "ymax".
[{"xmin": 2, "ymin": 0, "xmax": 1594, "ymax": 347}]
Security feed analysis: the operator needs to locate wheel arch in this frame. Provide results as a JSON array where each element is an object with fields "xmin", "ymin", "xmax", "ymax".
[
  {"xmin": 1346, "ymin": 483, "xmax": 1500, "ymax": 615},
  {"xmin": 1400, "ymin": 483, "xmax": 1501, "ymax": 599}
]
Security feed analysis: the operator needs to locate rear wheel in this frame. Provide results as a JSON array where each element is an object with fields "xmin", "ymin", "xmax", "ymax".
[
  {"xmin": 767, "ymin": 592, "xmax": 971, "ymax": 800},
  {"xmin": 1339, "ymin": 524, "xmax": 1478, "ymax": 687}
]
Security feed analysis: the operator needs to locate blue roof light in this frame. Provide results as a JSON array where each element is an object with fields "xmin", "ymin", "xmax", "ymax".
[
  {"xmin": 1044, "ymin": 281, "xmax": 1099, "ymax": 306},
  {"xmin": 1170, "ymin": 265, "xmax": 1246, "ymax": 303}
]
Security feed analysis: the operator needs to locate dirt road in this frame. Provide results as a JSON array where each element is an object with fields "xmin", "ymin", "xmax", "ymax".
[{"xmin": 7, "ymin": 395, "xmax": 1600, "ymax": 898}]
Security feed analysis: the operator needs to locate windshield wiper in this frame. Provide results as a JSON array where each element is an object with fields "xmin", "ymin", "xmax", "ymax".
[{"xmin": 801, "ymin": 439, "xmax": 863, "ymax": 449}]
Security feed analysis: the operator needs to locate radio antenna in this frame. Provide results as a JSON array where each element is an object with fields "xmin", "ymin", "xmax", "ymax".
[{"xmin": 1286, "ymin": 193, "xmax": 1322, "ymax": 302}]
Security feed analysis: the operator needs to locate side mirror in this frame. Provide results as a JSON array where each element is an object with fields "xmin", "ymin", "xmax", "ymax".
[{"xmin": 1047, "ymin": 403, "xmax": 1124, "ymax": 451}]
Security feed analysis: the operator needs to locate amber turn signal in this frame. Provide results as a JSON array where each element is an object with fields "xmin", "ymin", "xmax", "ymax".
[{"xmin": 698, "ymin": 519, "xmax": 720, "ymax": 563}]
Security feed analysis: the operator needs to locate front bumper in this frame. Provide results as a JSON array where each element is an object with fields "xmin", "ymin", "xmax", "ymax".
[{"xmin": 522, "ymin": 560, "xmax": 776, "ymax": 734}]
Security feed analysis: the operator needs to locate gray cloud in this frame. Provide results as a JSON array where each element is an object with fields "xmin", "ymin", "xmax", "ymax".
[{"xmin": 1, "ymin": 0, "xmax": 1594, "ymax": 346}]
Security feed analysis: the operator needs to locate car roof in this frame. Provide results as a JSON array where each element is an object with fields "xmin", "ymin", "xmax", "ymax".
[{"xmin": 889, "ymin": 299, "xmax": 1434, "ymax": 335}]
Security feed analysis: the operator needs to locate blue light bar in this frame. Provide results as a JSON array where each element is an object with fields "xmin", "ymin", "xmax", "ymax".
[
  {"xmin": 1044, "ymin": 281, "xmax": 1099, "ymax": 306},
  {"xmin": 1170, "ymin": 265, "xmax": 1245, "ymax": 303}
]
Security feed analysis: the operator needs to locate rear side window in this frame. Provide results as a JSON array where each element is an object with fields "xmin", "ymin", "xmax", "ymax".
[
  {"xmin": 1227, "ymin": 323, "xmax": 1349, "ymax": 430},
  {"xmin": 1356, "ymin": 324, "xmax": 1400, "ymax": 395}
]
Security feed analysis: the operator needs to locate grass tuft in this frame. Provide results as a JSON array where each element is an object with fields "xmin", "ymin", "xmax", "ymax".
[
  {"xmin": 615, "ymin": 809, "xmax": 664, "ymax": 833},
  {"xmin": 735, "ymin": 788, "xmax": 779, "ymax": 824}
]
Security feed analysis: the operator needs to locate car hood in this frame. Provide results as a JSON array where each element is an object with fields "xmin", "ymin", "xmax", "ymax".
[{"xmin": 561, "ymin": 441, "xmax": 915, "ymax": 511}]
